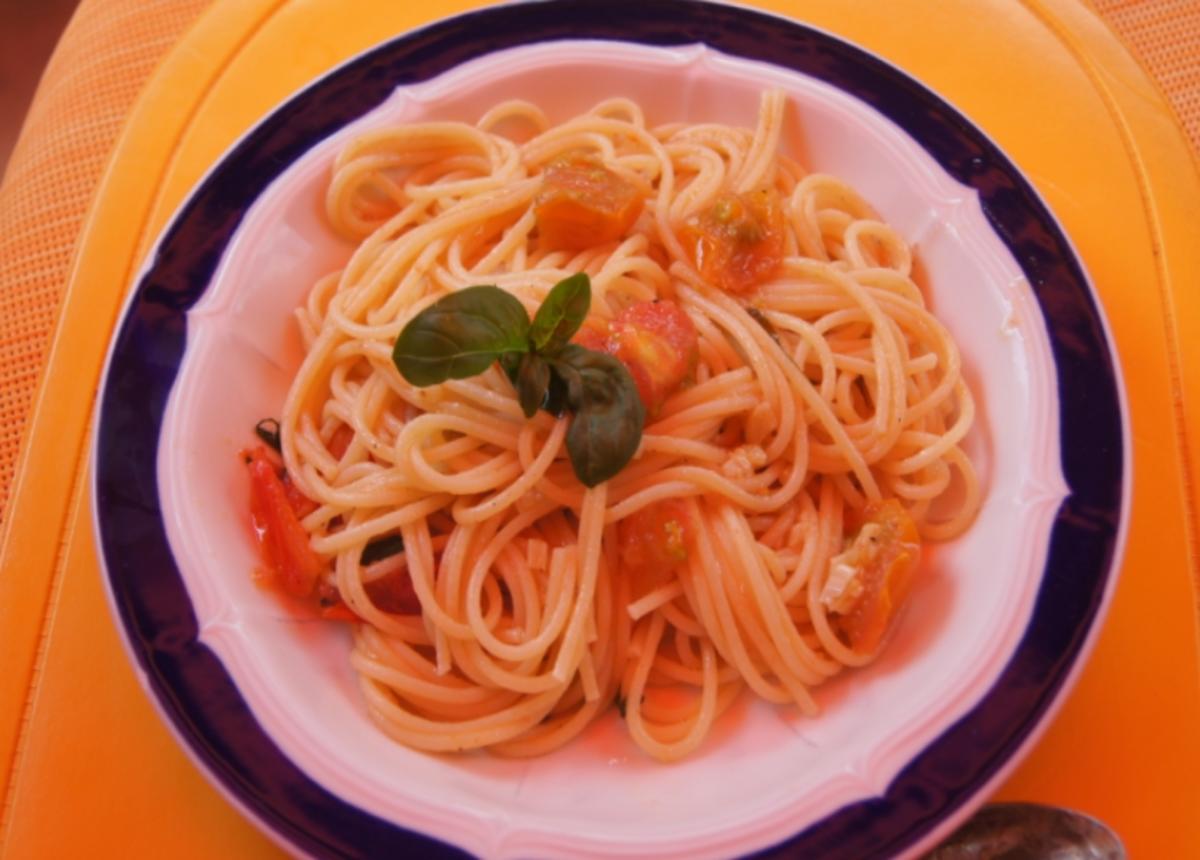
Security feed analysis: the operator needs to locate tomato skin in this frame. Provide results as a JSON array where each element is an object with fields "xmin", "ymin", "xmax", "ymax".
[
  {"xmin": 832, "ymin": 499, "xmax": 921, "ymax": 655},
  {"xmin": 618, "ymin": 499, "xmax": 694, "ymax": 580},
  {"xmin": 281, "ymin": 470, "xmax": 318, "ymax": 518},
  {"xmin": 366, "ymin": 570, "xmax": 422, "ymax": 614},
  {"xmin": 243, "ymin": 445, "xmax": 419, "ymax": 618},
  {"xmin": 609, "ymin": 301, "xmax": 698, "ymax": 415},
  {"xmin": 681, "ymin": 189, "xmax": 785, "ymax": 293},
  {"xmin": 573, "ymin": 300, "xmax": 698, "ymax": 415},
  {"xmin": 571, "ymin": 317, "xmax": 610, "ymax": 353},
  {"xmin": 243, "ymin": 446, "xmax": 324, "ymax": 597},
  {"xmin": 319, "ymin": 600, "xmax": 360, "ymax": 623},
  {"xmin": 317, "ymin": 570, "xmax": 421, "ymax": 621},
  {"xmin": 534, "ymin": 154, "xmax": 643, "ymax": 250}
]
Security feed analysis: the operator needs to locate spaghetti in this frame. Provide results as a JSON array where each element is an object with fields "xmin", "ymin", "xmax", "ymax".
[{"xmin": 263, "ymin": 91, "xmax": 980, "ymax": 761}]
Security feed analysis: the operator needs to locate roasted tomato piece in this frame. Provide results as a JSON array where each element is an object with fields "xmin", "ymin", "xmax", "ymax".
[
  {"xmin": 618, "ymin": 498, "xmax": 694, "ymax": 579},
  {"xmin": 681, "ymin": 188, "xmax": 785, "ymax": 293},
  {"xmin": 571, "ymin": 316, "xmax": 610, "ymax": 353},
  {"xmin": 534, "ymin": 153, "xmax": 644, "ymax": 250},
  {"xmin": 317, "ymin": 569, "xmax": 421, "ymax": 619},
  {"xmin": 365, "ymin": 569, "xmax": 422, "ymax": 615},
  {"xmin": 244, "ymin": 445, "xmax": 324, "ymax": 597},
  {"xmin": 317, "ymin": 581, "xmax": 360, "ymax": 622},
  {"xmin": 608, "ymin": 300, "xmax": 698, "ymax": 415},
  {"xmin": 820, "ymin": 498, "xmax": 921, "ymax": 654},
  {"xmin": 320, "ymin": 602, "xmax": 361, "ymax": 622},
  {"xmin": 281, "ymin": 470, "xmax": 319, "ymax": 518},
  {"xmin": 571, "ymin": 301, "xmax": 698, "ymax": 415}
]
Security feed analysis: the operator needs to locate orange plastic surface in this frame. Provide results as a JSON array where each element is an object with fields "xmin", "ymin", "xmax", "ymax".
[{"xmin": 2, "ymin": 1, "xmax": 1199, "ymax": 857}]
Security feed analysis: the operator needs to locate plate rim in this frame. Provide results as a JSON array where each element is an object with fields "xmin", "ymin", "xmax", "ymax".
[{"xmin": 90, "ymin": 2, "xmax": 1130, "ymax": 858}]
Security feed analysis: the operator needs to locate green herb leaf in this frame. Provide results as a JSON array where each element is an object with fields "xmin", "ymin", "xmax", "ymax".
[
  {"xmin": 391, "ymin": 277, "xmax": 646, "ymax": 487},
  {"xmin": 529, "ymin": 273, "xmax": 591, "ymax": 354},
  {"xmin": 499, "ymin": 351, "xmax": 522, "ymax": 386},
  {"xmin": 392, "ymin": 285, "xmax": 531, "ymax": 386},
  {"xmin": 543, "ymin": 367, "xmax": 571, "ymax": 416},
  {"xmin": 549, "ymin": 345, "xmax": 587, "ymax": 411},
  {"xmin": 552, "ymin": 345, "xmax": 645, "ymax": 487},
  {"xmin": 516, "ymin": 353, "xmax": 551, "ymax": 418},
  {"xmin": 254, "ymin": 418, "xmax": 282, "ymax": 452},
  {"xmin": 362, "ymin": 533, "xmax": 405, "ymax": 565}
]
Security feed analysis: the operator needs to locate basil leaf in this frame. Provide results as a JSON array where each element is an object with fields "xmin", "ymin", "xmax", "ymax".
[
  {"xmin": 554, "ymin": 345, "xmax": 645, "ymax": 487},
  {"xmin": 392, "ymin": 285, "xmax": 530, "ymax": 386},
  {"xmin": 549, "ymin": 344, "xmax": 588, "ymax": 411},
  {"xmin": 388, "ymin": 276, "xmax": 644, "ymax": 487},
  {"xmin": 543, "ymin": 366, "xmax": 571, "ymax": 417},
  {"xmin": 529, "ymin": 273, "xmax": 591, "ymax": 354},
  {"xmin": 499, "ymin": 351, "xmax": 522, "ymax": 386},
  {"xmin": 362, "ymin": 533, "xmax": 405, "ymax": 565},
  {"xmin": 516, "ymin": 353, "xmax": 551, "ymax": 418}
]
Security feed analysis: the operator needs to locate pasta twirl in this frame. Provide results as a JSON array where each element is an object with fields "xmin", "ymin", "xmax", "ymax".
[{"xmin": 262, "ymin": 91, "xmax": 980, "ymax": 762}]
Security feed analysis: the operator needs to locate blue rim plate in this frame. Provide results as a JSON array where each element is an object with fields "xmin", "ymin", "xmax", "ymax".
[{"xmin": 93, "ymin": 1, "xmax": 1127, "ymax": 857}]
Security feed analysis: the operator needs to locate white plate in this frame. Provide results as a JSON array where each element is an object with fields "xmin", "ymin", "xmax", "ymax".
[{"xmin": 93, "ymin": 5, "xmax": 1128, "ymax": 859}]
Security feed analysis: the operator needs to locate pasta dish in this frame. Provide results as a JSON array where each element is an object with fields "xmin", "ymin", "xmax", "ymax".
[{"xmin": 240, "ymin": 91, "xmax": 980, "ymax": 762}]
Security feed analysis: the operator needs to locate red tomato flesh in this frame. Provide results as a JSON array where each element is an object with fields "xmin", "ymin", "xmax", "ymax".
[
  {"xmin": 281, "ymin": 470, "xmax": 319, "ymax": 518},
  {"xmin": 618, "ymin": 498, "xmax": 694, "ymax": 579},
  {"xmin": 573, "ymin": 300, "xmax": 698, "ymax": 416},
  {"xmin": 681, "ymin": 188, "xmax": 785, "ymax": 293},
  {"xmin": 571, "ymin": 317, "xmax": 610, "ymax": 353},
  {"xmin": 243, "ymin": 445, "xmax": 324, "ymax": 597},
  {"xmin": 366, "ymin": 568, "xmax": 422, "ymax": 615},
  {"xmin": 319, "ymin": 600, "xmax": 360, "ymax": 623},
  {"xmin": 534, "ymin": 153, "xmax": 643, "ymax": 250},
  {"xmin": 318, "ymin": 570, "xmax": 421, "ymax": 621},
  {"xmin": 608, "ymin": 301, "xmax": 698, "ymax": 415}
]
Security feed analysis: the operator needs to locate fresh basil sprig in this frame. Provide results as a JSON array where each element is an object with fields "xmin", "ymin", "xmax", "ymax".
[
  {"xmin": 551, "ymin": 345, "xmax": 646, "ymax": 488},
  {"xmin": 515, "ymin": 352, "xmax": 552, "ymax": 418},
  {"xmin": 391, "ymin": 285, "xmax": 530, "ymax": 386},
  {"xmin": 528, "ymin": 272, "xmax": 591, "ymax": 353},
  {"xmin": 392, "ymin": 274, "xmax": 644, "ymax": 487}
]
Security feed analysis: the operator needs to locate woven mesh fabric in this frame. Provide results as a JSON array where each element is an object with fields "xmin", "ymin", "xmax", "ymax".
[
  {"xmin": 1092, "ymin": 0, "xmax": 1200, "ymax": 155},
  {"xmin": 0, "ymin": 0, "xmax": 1196, "ymax": 526},
  {"xmin": 0, "ymin": 0, "xmax": 212, "ymax": 523}
]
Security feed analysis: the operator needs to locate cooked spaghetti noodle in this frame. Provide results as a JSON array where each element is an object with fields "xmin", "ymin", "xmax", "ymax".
[{"xmin": 274, "ymin": 91, "xmax": 980, "ymax": 761}]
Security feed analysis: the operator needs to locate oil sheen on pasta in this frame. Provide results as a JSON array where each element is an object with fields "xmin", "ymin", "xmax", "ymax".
[{"xmin": 264, "ymin": 91, "xmax": 980, "ymax": 762}]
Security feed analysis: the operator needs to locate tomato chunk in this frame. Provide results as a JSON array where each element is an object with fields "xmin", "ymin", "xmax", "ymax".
[
  {"xmin": 318, "ymin": 596, "xmax": 360, "ymax": 623},
  {"xmin": 573, "ymin": 300, "xmax": 698, "ymax": 415},
  {"xmin": 365, "ymin": 569, "xmax": 422, "ymax": 615},
  {"xmin": 681, "ymin": 188, "xmax": 785, "ymax": 293},
  {"xmin": 618, "ymin": 499, "xmax": 694, "ymax": 579},
  {"xmin": 535, "ymin": 153, "xmax": 643, "ymax": 250},
  {"xmin": 243, "ymin": 446, "xmax": 324, "ymax": 597},
  {"xmin": 281, "ymin": 470, "xmax": 319, "ymax": 518},
  {"xmin": 571, "ymin": 316, "xmax": 610, "ymax": 353},
  {"xmin": 316, "ymin": 579, "xmax": 356, "ymax": 621},
  {"xmin": 822, "ymin": 499, "xmax": 921, "ymax": 654},
  {"xmin": 316, "ymin": 569, "xmax": 421, "ymax": 621},
  {"xmin": 609, "ymin": 301, "xmax": 698, "ymax": 415}
]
